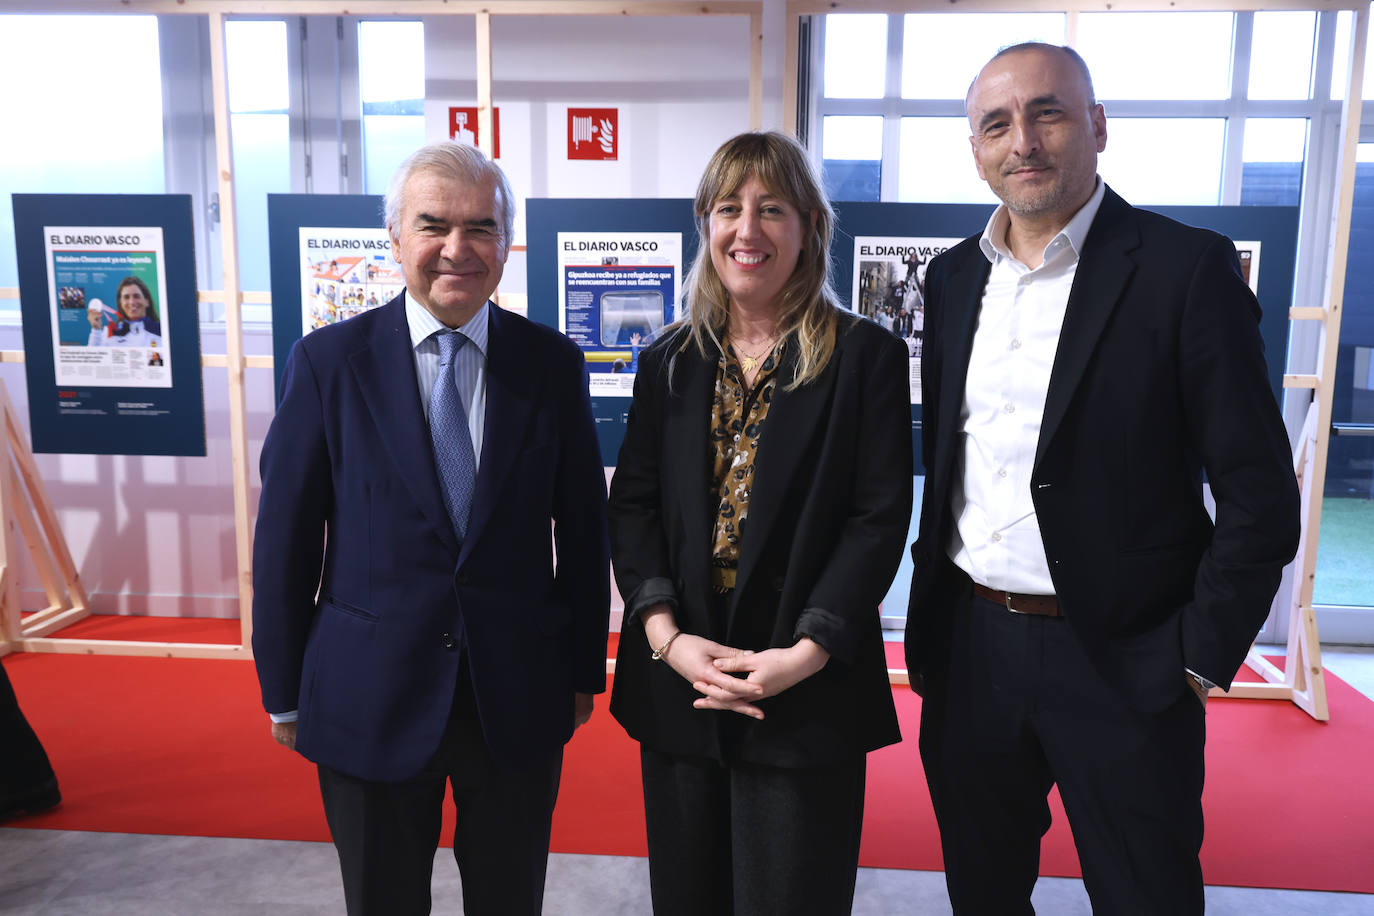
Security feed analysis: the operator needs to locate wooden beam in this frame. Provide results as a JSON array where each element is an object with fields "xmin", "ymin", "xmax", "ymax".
[
  {"xmin": 15, "ymin": 1, "xmax": 766, "ymax": 16},
  {"xmin": 1294, "ymin": 2, "xmax": 1365, "ymax": 622},
  {"xmin": 18, "ymin": 638, "xmax": 249, "ymax": 660},
  {"xmin": 1, "ymin": 387, "xmax": 89, "ymax": 615},
  {"xmin": 208, "ymin": 12, "xmax": 257, "ymax": 655},
  {"xmin": 1289, "ymin": 306, "xmax": 1327, "ymax": 321},
  {"xmin": 785, "ymin": 0, "xmax": 1362, "ymax": 13},
  {"xmin": 749, "ymin": 9, "xmax": 764, "ymax": 129},
  {"xmin": 783, "ymin": 3, "xmax": 800, "ymax": 135},
  {"xmin": 8, "ymin": 465, "xmax": 67, "ymax": 615},
  {"xmin": 476, "ymin": 12, "xmax": 496, "ymax": 161},
  {"xmin": 21, "ymin": 606, "xmax": 96, "ymax": 640},
  {"xmin": 198, "ymin": 290, "xmax": 272, "ymax": 304}
]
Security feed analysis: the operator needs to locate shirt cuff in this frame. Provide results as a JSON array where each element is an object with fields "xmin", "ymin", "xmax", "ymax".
[
  {"xmin": 794, "ymin": 607, "xmax": 858, "ymax": 666},
  {"xmin": 269, "ymin": 710, "xmax": 299, "ymax": 724},
  {"xmin": 1185, "ymin": 668, "xmax": 1217, "ymax": 692},
  {"xmin": 624, "ymin": 577, "xmax": 678, "ymax": 624}
]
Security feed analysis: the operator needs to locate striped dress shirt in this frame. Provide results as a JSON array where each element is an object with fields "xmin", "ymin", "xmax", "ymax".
[{"xmin": 406, "ymin": 293, "xmax": 489, "ymax": 471}]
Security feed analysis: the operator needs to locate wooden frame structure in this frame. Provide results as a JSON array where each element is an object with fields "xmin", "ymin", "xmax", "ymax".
[
  {"xmin": 0, "ymin": 0, "xmax": 764, "ymax": 662},
  {"xmin": 0, "ymin": 2, "xmax": 1366, "ymax": 720},
  {"xmin": 787, "ymin": 0, "xmax": 1368, "ymax": 717}
]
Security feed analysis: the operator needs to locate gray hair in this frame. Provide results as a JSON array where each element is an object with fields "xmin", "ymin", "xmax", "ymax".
[
  {"xmin": 382, "ymin": 141, "xmax": 516, "ymax": 252},
  {"xmin": 966, "ymin": 41, "xmax": 1097, "ymax": 111}
]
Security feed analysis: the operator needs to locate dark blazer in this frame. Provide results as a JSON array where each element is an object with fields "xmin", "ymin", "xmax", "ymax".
[
  {"xmin": 252, "ymin": 294, "xmax": 610, "ymax": 782},
  {"xmin": 609, "ymin": 315, "xmax": 912, "ymax": 766},
  {"xmin": 905, "ymin": 187, "xmax": 1300, "ymax": 712}
]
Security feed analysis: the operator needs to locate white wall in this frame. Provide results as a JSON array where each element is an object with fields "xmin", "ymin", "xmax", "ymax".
[
  {"xmin": 3, "ymin": 323, "xmax": 276, "ymax": 618},
  {"xmin": 422, "ymin": 6, "xmax": 779, "ymax": 296}
]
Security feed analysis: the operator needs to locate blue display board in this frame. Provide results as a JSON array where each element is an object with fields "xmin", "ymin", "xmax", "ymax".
[
  {"xmin": 526, "ymin": 199, "xmax": 698, "ymax": 464},
  {"xmin": 266, "ymin": 194, "xmax": 389, "ymax": 398},
  {"xmin": 12, "ymin": 194, "xmax": 205, "ymax": 456},
  {"xmin": 478, "ymin": 197, "xmax": 1299, "ymax": 474}
]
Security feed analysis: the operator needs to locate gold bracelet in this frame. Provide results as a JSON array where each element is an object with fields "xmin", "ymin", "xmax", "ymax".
[{"xmin": 651, "ymin": 630, "xmax": 682, "ymax": 661}]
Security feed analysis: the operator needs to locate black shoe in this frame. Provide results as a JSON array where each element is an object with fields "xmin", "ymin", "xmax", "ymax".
[{"xmin": 0, "ymin": 776, "xmax": 61, "ymax": 822}]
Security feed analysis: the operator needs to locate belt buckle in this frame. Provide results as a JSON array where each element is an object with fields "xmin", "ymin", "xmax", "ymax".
[{"xmin": 1004, "ymin": 592, "xmax": 1028, "ymax": 615}]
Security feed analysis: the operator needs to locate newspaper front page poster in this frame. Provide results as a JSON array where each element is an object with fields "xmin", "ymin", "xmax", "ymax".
[
  {"xmin": 45, "ymin": 226, "xmax": 171, "ymax": 389},
  {"xmin": 851, "ymin": 235, "xmax": 960, "ymax": 405},
  {"xmin": 557, "ymin": 231, "xmax": 681, "ymax": 397},
  {"xmin": 299, "ymin": 227, "xmax": 404, "ymax": 335}
]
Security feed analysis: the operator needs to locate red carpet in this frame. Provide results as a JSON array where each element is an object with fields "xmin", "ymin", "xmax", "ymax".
[{"xmin": 4, "ymin": 622, "xmax": 1373, "ymax": 894}]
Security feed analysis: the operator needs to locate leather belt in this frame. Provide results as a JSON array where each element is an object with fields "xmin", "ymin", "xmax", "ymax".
[{"xmin": 972, "ymin": 582, "xmax": 1062, "ymax": 617}]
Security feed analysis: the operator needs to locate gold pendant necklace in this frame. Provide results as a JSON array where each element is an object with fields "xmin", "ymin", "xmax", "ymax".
[{"xmin": 733, "ymin": 337, "xmax": 777, "ymax": 375}]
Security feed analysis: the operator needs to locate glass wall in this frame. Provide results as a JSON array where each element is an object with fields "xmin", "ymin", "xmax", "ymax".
[{"xmin": 1315, "ymin": 141, "xmax": 1374, "ymax": 610}]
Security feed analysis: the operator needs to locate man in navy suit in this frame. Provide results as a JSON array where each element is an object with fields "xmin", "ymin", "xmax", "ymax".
[
  {"xmin": 906, "ymin": 44, "xmax": 1299, "ymax": 913},
  {"xmin": 252, "ymin": 142, "xmax": 610, "ymax": 916}
]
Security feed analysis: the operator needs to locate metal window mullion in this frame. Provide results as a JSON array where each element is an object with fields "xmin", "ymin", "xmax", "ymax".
[
  {"xmin": 338, "ymin": 16, "xmax": 364, "ymax": 194},
  {"xmin": 880, "ymin": 12, "xmax": 903, "ymax": 201},
  {"xmin": 158, "ymin": 14, "xmax": 218, "ymax": 314},
  {"xmin": 805, "ymin": 14, "xmax": 825, "ymax": 165},
  {"xmin": 1221, "ymin": 13, "xmax": 1253, "ymax": 205},
  {"xmin": 288, "ymin": 16, "xmax": 310, "ymax": 194}
]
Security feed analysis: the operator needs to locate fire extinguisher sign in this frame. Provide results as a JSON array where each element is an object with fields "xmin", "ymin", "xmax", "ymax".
[{"xmin": 567, "ymin": 108, "xmax": 618, "ymax": 161}]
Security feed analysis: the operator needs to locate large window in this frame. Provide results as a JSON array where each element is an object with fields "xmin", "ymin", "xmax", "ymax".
[
  {"xmin": 358, "ymin": 21, "xmax": 425, "ymax": 195},
  {"xmin": 1316, "ymin": 142, "xmax": 1374, "ymax": 611},
  {"xmin": 814, "ymin": 6, "xmax": 1374, "ymax": 630},
  {"xmin": 812, "ymin": 10, "xmax": 1347, "ymax": 208},
  {"xmin": 0, "ymin": 15, "xmax": 165, "ymax": 293},
  {"xmin": 226, "ymin": 20, "xmax": 291, "ymax": 294}
]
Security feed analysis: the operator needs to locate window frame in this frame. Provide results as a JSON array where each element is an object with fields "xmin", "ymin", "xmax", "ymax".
[{"xmin": 806, "ymin": 5, "xmax": 1374, "ymax": 639}]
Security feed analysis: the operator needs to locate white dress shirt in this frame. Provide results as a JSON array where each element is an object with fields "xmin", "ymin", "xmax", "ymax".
[{"xmin": 948, "ymin": 179, "xmax": 1106, "ymax": 595}]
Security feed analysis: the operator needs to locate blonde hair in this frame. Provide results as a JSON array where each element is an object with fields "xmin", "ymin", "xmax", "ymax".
[{"xmin": 678, "ymin": 131, "xmax": 841, "ymax": 390}]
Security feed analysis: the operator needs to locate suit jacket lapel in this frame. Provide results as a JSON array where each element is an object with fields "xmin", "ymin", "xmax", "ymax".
[
  {"xmin": 663, "ymin": 339, "xmax": 716, "ymax": 598},
  {"xmin": 1034, "ymin": 188, "xmax": 1140, "ymax": 469},
  {"xmin": 933, "ymin": 251, "xmax": 988, "ymax": 492},
  {"xmin": 460, "ymin": 305, "xmax": 534, "ymax": 563},
  {"xmin": 733, "ymin": 342, "xmax": 833, "ymax": 605},
  {"xmin": 350, "ymin": 295, "xmax": 462, "ymax": 557}
]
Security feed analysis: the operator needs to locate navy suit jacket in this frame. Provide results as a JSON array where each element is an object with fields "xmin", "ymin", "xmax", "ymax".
[
  {"xmin": 906, "ymin": 187, "xmax": 1300, "ymax": 710},
  {"xmin": 252, "ymin": 295, "xmax": 610, "ymax": 782}
]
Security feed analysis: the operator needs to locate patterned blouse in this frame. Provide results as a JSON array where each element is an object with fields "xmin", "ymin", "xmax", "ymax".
[{"xmin": 709, "ymin": 339, "xmax": 787, "ymax": 580}]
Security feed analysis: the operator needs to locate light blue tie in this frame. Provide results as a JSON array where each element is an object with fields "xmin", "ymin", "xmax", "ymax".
[{"xmin": 430, "ymin": 331, "xmax": 477, "ymax": 541}]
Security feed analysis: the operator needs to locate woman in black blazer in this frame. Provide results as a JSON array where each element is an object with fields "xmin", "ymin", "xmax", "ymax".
[{"xmin": 608, "ymin": 131, "xmax": 913, "ymax": 915}]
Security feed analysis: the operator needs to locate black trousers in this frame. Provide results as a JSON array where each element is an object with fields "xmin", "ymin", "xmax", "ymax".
[
  {"xmin": 0, "ymin": 660, "xmax": 58, "ymax": 802},
  {"xmin": 640, "ymin": 746, "xmax": 867, "ymax": 916},
  {"xmin": 919, "ymin": 589, "xmax": 1205, "ymax": 915},
  {"xmin": 318, "ymin": 666, "xmax": 563, "ymax": 916}
]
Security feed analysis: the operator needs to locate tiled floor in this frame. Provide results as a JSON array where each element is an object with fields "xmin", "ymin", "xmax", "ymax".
[
  {"xmin": 2, "ymin": 827, "xmax": 1372, "ymax": 915},
  {"xmin": 2, "ymin": 644, "xmax": 1371, "ymax": 914}
]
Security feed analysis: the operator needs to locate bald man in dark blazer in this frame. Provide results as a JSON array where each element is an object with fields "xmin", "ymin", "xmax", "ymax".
[{"xmin": 906, "ymin": 43, "xmax": 1300, "ymax": 914}]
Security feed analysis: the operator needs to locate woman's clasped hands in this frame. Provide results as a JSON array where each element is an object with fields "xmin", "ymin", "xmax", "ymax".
[{"xmin": 643, "ymin": 606, "xmax": 829, "ymax": 720}]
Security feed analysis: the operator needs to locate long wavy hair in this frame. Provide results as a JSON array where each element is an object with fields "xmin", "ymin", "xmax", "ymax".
[{"xmin": 678, "ymin": 131, "xmax": 841, "ymax": 390}]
